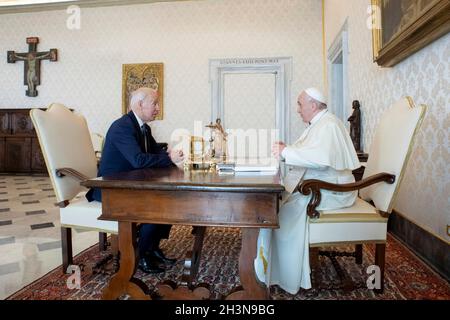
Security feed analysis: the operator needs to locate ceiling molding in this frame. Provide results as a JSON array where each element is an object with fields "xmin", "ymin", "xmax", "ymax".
[{"xmin": 0, "ymin": 0, "xmax": 195, "ymax": 14}]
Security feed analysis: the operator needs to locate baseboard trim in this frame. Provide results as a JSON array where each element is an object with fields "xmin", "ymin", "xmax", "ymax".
[{"xmin": 388, "ymin": 211, "xmax": 449, "ymax": 282}]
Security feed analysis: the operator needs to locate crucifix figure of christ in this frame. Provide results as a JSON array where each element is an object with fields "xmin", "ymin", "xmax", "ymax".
[{"xmin": 7, "ymin": 37, "xmax": 57, "ymax": 97}]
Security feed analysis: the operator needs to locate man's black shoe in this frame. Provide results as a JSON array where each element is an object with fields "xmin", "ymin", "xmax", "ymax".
[
  {"xmin": 148, "ymin": 249, "xmax": 177, "ymax": 265},
  {"xmin": 138, "ymin": 257, "xmax": 165, "ymax": 274}
]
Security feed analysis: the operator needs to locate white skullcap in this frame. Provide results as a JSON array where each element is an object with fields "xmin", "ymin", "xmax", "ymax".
[{"xmin": 304, "ymin": 87, "xmax": 327, "ymax": 104}]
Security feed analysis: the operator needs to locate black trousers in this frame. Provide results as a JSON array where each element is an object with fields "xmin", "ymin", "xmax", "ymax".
[{"xmin": 138, "ymin": 224, "xmax": 171, "ymax": 256}]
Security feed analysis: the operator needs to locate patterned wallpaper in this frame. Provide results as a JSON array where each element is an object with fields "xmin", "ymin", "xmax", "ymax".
[
  {"xmin": 325, "ymin": 0, "xmax": 450, "ymax": 241},
  {"xmin": 0, "ymin": 0, "xmax": 323, "ymax": 146}
]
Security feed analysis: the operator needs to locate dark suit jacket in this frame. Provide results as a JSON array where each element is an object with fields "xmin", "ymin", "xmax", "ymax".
[{"xmin": 86, "ymin": 111, "xmax": 173, "ymax": 202}]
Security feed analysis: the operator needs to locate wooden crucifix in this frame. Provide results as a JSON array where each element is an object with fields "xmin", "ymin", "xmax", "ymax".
[{"xmin": 7, "ymin": 37, "xmax": 57, "ymax": 97}]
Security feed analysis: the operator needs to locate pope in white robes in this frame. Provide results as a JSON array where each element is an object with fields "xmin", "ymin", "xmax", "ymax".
[{"xmin": 254, "ymin": 88, "xmax": 360, "ymax": 294}]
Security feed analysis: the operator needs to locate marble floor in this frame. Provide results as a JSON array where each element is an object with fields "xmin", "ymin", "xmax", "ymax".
[{"xmin": 0, "ymin": 175, "xmax": 98, "ymax": 299}]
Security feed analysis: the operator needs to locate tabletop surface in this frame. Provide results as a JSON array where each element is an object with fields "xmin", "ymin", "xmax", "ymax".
[{"xmin": 81, "ymin": 166, "xmax": 285, "ymax": 193}]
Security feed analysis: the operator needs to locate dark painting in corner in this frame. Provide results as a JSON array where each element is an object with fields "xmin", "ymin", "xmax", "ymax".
[{"xmin": 371, "ymin": 0, "xmax": 450, "ymax": 67}]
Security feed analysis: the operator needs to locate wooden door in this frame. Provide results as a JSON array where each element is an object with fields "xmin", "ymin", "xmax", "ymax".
[
  {"xmin": 0, "ymin": 113, "xmax": 10, "ymax": 135},
  {"xmin": 5, "ymin": 138, "xmax": 31, "ymax": 172},
  {"xmin": 11, "ymin": 111, "xmax": 33, "ymax": 135},
  {"xmin": 31, "ymin": 138, "xmax": 47, "ymax": 173},
  {"xmin": 0, "ymin": 139, "xmax": 5, "ymax": 172}
]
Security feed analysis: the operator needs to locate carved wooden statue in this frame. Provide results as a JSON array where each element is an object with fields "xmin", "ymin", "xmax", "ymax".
[{"xmin": 348, "ymin": 100, "xmax": 362, "ymax": 152}]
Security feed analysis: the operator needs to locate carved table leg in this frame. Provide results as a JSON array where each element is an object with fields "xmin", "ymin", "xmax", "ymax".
[
  {"xmin": 226, "ymin": 228, "xmax": 268, "ymax": 300},
  {"xmin": 182, "ymin": 226, "xmax": 206, "ymax": 285},
  {"xmin": 102, "ymin": 222, "xmax": 150, "ymax": 300}
]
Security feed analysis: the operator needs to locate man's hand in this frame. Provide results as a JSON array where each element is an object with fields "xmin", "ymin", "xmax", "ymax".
[
  {"xmin": 169, "ymin": 149, "xmax": 184, "ymax": 164},
  {"xmin": 272, "ymin": 141, "xmax": 286, "ymax": 160}
]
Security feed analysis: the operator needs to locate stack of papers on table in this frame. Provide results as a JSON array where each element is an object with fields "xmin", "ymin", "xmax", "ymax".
[
  {"xmin": 234, "ymin": 163, "xmax": 278, "ymax": 172},
  {"xmin": 217, "ymin": 158, "xmax": 279, "ymax": 175},
  {"xmin": 216, "ymin": 162, "xmax": 235, "ymax": 174}
]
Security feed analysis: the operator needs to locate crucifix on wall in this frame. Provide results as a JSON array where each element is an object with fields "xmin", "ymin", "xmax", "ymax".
[{"xmin": 7, "ymin": 37, "xmax": 57, "ymax": 97}]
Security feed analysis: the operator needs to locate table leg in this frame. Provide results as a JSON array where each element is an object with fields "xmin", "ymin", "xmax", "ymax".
[
  {"xmin": 102, "ymin": 222, "xmax": 150, "ymax": 300},
  {"xmin": 182, "ymin": 226, "xmax": 206, "ymax": 285},
  {"xmin": 226, "ymin": 228, "xmax": 268, "ymax": 300}
]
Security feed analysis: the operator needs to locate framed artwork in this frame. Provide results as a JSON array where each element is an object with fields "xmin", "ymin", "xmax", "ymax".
[
  {"xmin": 122, "ymin": 63, "xmax": 164, "ymax": 119},
  {"xmin": 371, "ymin": 0, "xmax": 450, "ymax": 67}
]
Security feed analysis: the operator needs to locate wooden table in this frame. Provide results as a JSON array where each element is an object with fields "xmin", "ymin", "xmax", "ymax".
[{"xmin": 82, "ymin": 166, "xmax": 284, "ymax": 300}]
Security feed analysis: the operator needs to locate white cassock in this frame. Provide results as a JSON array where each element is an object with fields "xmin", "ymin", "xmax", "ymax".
[{"xmin": 254, "ymin": 110, "xmax": 360, "ymax": 294}]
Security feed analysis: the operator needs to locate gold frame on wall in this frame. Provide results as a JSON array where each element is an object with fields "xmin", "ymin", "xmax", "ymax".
[
  {"xmin": 122, "ymin": 63, "xmax": 164, "ymax": 119},
  {"xmin": 371, "ymin": 0, "xmax": 450, "ymax": 67}
]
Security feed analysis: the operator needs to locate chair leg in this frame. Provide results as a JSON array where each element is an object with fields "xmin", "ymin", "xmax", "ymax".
[
  {"xmin": 309, "ymin": 247, "xmax": 319, "ymax": 288},
  {"xmin": 374, "ymin": 243, "xmax": 386, "ymax": 294},
  {"xmin": 61, "ymin": 227, "xmax": 73, "ymax": 274},
  {"xmin": 99, "ymin": 232, "xmax": 108, "ymax": 251},
  {"xmin": 355, "ymin": 244, "xmax": 363, "ymax": 264}
]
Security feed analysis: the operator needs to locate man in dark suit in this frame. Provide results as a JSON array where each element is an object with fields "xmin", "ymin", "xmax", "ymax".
[{"xmin": 86, "ymin": 87, "xmax": 184, "ymax": 274}]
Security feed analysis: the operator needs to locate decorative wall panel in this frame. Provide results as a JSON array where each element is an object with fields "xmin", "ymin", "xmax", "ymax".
[{"xmin": 325, "ymin": 0, "xmax": 450, "ymax": 241}]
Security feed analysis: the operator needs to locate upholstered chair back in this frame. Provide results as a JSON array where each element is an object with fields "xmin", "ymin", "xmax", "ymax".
[
  {"xmin": 359, "ymin": 97, "xmax": 426, "ymax": 213},
  {"xmin": 30, "ymin": 104, "xmax": 98, "ymax": 203}
]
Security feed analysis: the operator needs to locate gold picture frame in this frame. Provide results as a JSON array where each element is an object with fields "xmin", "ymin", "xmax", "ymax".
[
  {"xmin": 122, "ymin": 63, "xmax": 164, "ymax": 119},
  {"xmin": 371, "ymin": 0, "xmax": 450, "ymax": 67}
]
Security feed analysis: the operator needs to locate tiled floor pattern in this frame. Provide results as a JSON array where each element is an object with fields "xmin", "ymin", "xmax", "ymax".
[{"xmin": 0, "ymin": 175, "xmax": 98, "ymax": 299}]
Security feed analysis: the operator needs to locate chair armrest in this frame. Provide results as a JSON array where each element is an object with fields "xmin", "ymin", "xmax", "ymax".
[
  {"xmin": 298, "ymin": 172, "xmax": 395, "ymax": 219},
  {"xmin": 55, "ymin": 168, "xmax": 89, "ymax": 182}
]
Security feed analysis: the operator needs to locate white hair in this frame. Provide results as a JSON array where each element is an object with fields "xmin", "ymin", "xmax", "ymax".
[
  {"xmin": 306, "ymin": 95, "xmax": 327, "ymax": 110},
  {"xmin": 129, "ymin": 87, "xmax": 157, "ymax": 108}
]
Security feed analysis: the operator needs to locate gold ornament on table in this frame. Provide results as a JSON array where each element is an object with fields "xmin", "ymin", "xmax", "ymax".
[
  {"xmin": 183, "ymin": 118, "xmax": 229, "ymax": 172},
  {"xmin": 184, "ymin": 135, "xmax": 212, "ymax": 171}
]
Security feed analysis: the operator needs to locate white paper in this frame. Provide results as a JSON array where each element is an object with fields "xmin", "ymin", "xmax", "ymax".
[{"xmin": 234, "ymin": 164, "xmax": 278, "ymax": 172}]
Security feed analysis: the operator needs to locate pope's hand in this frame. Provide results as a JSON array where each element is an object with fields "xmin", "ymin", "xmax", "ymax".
[
  {"xmin": 272, "ymin": 141, "xmax": 286, "ymax": 160},
  {"xmin": 169, "ymin": 149, "xmax": 184, "ymax": 164}
]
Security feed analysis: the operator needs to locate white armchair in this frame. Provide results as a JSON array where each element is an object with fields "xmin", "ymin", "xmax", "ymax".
[
  {"xmin": 30, "ymin": 104, "xmax": 118, "ymax": 273},
  {"xmin": 299, "ymin": 97, "xmax": 426, "ymax": 293}
]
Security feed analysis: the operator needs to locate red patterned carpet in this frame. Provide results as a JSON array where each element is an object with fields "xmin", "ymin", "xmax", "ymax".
[{"xmin": 7, "ymin": 226, "xmax": 450, "ymax": 300}]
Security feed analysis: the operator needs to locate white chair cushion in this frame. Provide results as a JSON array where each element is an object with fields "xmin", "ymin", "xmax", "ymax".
[
  {"xmin": 309, "ymin": 198, "xmax": 387, "ymax": 245},
  {"xmin": 309, "ymin": 221, "xmax": 387, "ymax": 245},
  {"xmin": 319, "ymin": 197, "xmax": 377, "ymax": 216},
  {"xmin": 60, "ymin": 197, "xmax": 118, "ymax": 234}
]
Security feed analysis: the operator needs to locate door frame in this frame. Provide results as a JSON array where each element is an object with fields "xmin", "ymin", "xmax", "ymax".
[
  {"xmin": 209, "ymin": 57, "xmax": 292, "ymax": 143},
  {"xmin": 327, "ymin": 20, "xmax": 349, "ymax": 125}
]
